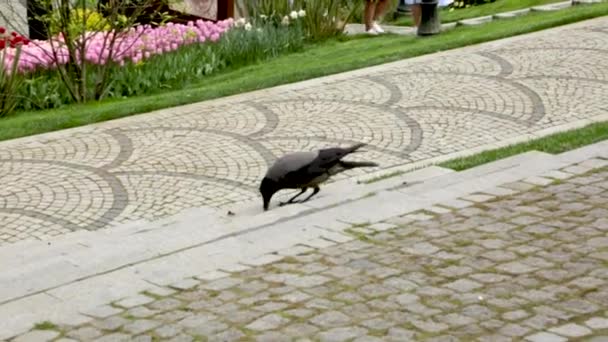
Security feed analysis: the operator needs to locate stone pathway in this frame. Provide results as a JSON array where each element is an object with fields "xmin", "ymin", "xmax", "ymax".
[
  {"xmin": 14, "ymin": 155, "xmax": 608, "ymax": 341},
  {"xmin": 1, "ymin": 17, "xmax": 608, "ymax": 244}
]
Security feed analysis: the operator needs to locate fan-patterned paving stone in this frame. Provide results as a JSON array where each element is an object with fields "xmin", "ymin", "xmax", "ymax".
[
  {"xmin": 1, "ymin": 18, "xmax": 608, "ymax": 244},
  {"xmin": 28, "ymin": 163, "xmax": 608, "ymax": 341}
]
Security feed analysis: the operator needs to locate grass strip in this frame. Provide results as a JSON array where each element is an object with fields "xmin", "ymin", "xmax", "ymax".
[{"xmin": 440, "ymin": 121, "xmax": 608, "ymax": 171}]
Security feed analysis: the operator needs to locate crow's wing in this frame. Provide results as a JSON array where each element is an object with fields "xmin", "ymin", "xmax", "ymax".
[{"xmin": 265, "ymin": 151, "xmax": 319, "ymax": 182}]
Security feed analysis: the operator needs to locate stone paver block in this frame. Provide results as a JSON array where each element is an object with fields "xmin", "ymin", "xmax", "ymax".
[
  {"xmin": 368, "ymin": 222, "xmax": 398, "ymax": 231},
  {"xmin": 200, "ymin": 277, "xmax": 242, "ymax": 291},
  {"xmin": 286, "ymin": 275, "xmax": 332, "ymax": 288},
  {"xmin": 196, "ymin": 270, "xmax": 230, "ymax": 281},
  {"xmin": 462, "ymin": 194, "xmax": 495, "ymax": 203},
  {"xmin": 149, "ymin": 298, "xmax": 183, "ymax": 311},
  {"xmin": 541, "ymin": 170, "xmax": 572, "ymax": 180},
  {"xmin": 145, "ymin": 287, "xmax": 176, "ymax": 297},
  {"xmin": 411, "ymin": 319, "xmax": 449, "ymax": 333},
  {"xmin": 318, "ymin": 327, "xmax": 367, "ymax": 342},
  {"xmin": 305, "ymin": 238, "xmax": 336, "ymax": 249},
  {"xmin": 184, "ymin": 320, "xmax": 227, "ymax": 336},
  {"xmin": 562, "ymin": 165, "xmax": 593, "ymax": 175},
  {"xmin": 93, "ymin": 333, "xmax": 132, "ymax": 342},
  {"xmin": 83, "ymin": 305, "xmax": 123, "ymax": 318},
  {"xmin": 91, "ymin": 316, "xmax": 129, "ymax": 331},
  {"xmin": 246, "ymin": 314, "xmax": 290, "ymax": 331},
  {"xmin": 402, "ymin": 213, "xmax": 434, "ymax": 221},
  {"xmin": 459, "ymin": 15, "xmax": 493, "ymax": 26},
  {"xmin": 123, "ymin": 319, "xmax": 162, "ymax": 334},
  {"xmin": 525, "ymin": 332, "xmax": 567, "ymax": 342},
  {"xmin": 116, "ymin": 294, "xmax": 155, "ymax": 308},
  {"xmin": 523, "ymin": 176, "xmax": 554, "ymax": 186},
  {"xmin": 211, "ymin": 328, "xmax": 246, "ymax": 341},
  {"xmin": 169, "ymin": 279, "xmax": 200, "ymax": 291},
  {"xmin": 444, "ymin": 279, "xmax": 482, "ymax": 292},
  {"xmin": 13, "ymin": 330, "xmax": 60, "ymax": 342},
  {"xmin": 497, "ymin": 261, "xmax": 538, "ymax": 275},
  {"xmin": 67, "ymin": 327, "xmax": 103, "ymax": 340},
  {"xmin": 154, "ymin": 325, "xmax": 182, "ymax": 339},
  {"xmin": 500, "ymin": 323, "xmax": 531, "ymax": 337},
  {"xmin": 310, "ymin": 311, "xmax": 351, "ymax": 328},
  {"xmin": 502, "ymin": 310, "xmax": 530, "ymax": 321},
  {"xmin": 549, "ymin": 323, "xmax": 592, "ymax": 337},
  {"xmin": 437, "ymin": 199, "xmax": 473, "ymax": 209},
  {"xmin": 585, "ymin": 317, "xmax": 608, "ymax": 330},
  {"xmin": 277, "ymin": 245, "xmax": 315, "ymax": 256}
]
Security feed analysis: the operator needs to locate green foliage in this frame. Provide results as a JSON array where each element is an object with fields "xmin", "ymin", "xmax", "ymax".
[
  {"xmin": 245, "ymin": 0, "xmax": 363, "ymax": 40},
  {"xmin": 8, "ymin": 22, "xmax": 305, "ymax": 111},
  {"xmin": 33, "ymin": 321, "xmax": 58, "ymax": 330},
  {"xmin": 0, "ymin": 46, "xmax": 23, "ymax": 117},
  {"xmin": 48, "ymin": 9, "xmax": 120, "ymax": 36}
]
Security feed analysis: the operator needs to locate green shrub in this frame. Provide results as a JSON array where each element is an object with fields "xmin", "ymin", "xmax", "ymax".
[
  {"xmin": 9, "ymin": 22, "xmax": 305, "ymax": 111},
  {"xmin": 245, "ymin": 0, "xmax": 362, "ymax": 41},
  {"xmin": 48, "ymin": 8, "xmax": 127, "ymax": 36},
  {"xmin": 0, "ymin": 46, "xmax": 23, "ymax": 117}
]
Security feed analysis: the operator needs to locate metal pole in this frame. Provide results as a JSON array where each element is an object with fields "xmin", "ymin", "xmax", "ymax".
[{"xmin": 417, "ymin": 0, "xmax": 440, "ymax": 36}]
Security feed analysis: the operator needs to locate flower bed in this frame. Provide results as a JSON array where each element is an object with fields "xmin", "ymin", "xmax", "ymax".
[
  {"xmin": 0, "ymin": 12, "xmax": 307, "ymax": 115},
  {"xmin": 0, "ymin": 27, "xmax": 31, "ymax": 50},
  {"xmin": 1, "ymin": 19, "xmax": 233, "ymax": 74}
]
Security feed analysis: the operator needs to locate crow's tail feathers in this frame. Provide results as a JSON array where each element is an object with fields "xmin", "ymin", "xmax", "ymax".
[{"xmin": 339, "ymin": 160, "xmax": 379, "ymax": 169}]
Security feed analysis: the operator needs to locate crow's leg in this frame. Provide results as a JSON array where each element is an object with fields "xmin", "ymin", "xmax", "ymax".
[
  {"xmin": 298, "ymin": 186, "xmax": 320, "ymax": 203},
  {"xmin": 279, "ymin": 188, "xmax": 307, "ymax": 206}
]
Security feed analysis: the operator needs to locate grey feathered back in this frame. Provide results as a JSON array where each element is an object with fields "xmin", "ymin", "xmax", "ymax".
[{"xmin": 265, "ymin": 151, "xmax": 319, "ymax": 181}]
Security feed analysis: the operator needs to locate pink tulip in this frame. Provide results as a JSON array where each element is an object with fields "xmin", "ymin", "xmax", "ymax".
[{"xmin": 2, "ymin": 18, "xmax": 232, "ymax": 73}]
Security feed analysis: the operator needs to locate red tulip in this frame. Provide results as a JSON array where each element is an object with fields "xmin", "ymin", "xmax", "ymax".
[{"xmin": 0, "ymin": 27, "xmax": 5, "ymax": 34}]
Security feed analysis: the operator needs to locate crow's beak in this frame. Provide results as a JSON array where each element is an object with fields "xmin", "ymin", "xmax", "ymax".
[{"xmin": 263, "ymin": 193, "xmax": 271, "ymax": 211}]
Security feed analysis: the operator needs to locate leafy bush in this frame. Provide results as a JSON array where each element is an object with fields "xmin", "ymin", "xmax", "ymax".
[
  {"xmin": 6, "ymin": 21, "xmax": 305, "ymax": 112},
  {"xmin": 47, "ymin": 9, "xmax": 128, "ymax": 36},
  {"xmin": 244, "ymin": 0, "xmax": 362, "ymax": 40},
  {"xmin": 0, "ymin": 0, "xmax": 309, "ymax": 117},
  {"xmin": 0, "ymin": 47, "xmax": 23, "ymax": 117}
]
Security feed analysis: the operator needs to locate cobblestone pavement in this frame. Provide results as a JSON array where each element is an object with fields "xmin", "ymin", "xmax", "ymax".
[
  {"xmin": 1, "ymin": 18, "xmax": 608, "ymax": 243},
  {"xmin": 19, "ymin": 160, "xmax": 608, "ymax": 341}
]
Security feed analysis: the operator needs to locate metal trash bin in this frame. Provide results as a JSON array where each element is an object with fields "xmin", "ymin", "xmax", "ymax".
[{"xmin": 417, "ymin": 0, "xmax": 441, "ymax": 36}]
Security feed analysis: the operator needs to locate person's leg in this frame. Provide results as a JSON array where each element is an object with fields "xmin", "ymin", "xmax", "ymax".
[
  {"xmin": 364, "ymin": 0, "xmax": 377, "ymax": 32},
  {"xmin": 372, "ymin": 0, "xmax": 389, "ymax": 32},
  {"xmin": 411, "ymin": 3, "xmax": 421, "ymax": 27},
  {"xmin": 374, "ymin": 0, "xmax": 390, "ymax": 20}
]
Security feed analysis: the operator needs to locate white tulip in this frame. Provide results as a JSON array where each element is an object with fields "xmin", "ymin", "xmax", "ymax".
[
  {"xmin": 245, "ymin": 22, "xmax": 252, "ymax": 31},
  {"xmin": 298, "ymin": 9, "xmax": 306, "ymax": 18},
  {"xmin": 281, "ymin": 16, "xmax": 290, "ymax": 26},
  {"xmin": 290, "ymin": 11, "xmax": 298, "ymax": 20}
]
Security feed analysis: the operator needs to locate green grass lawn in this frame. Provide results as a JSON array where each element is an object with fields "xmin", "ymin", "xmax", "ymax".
[
  {"xmin": 440, "ymin": 121, "xmax": 608, "ymax": 171},
  {"xmin": 390, "ymin": 0, "xmax": 566, "ymax": 27},
  {"xmin": 1, "ymin": 2, "xmax": 607, "ymax": 142}
]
